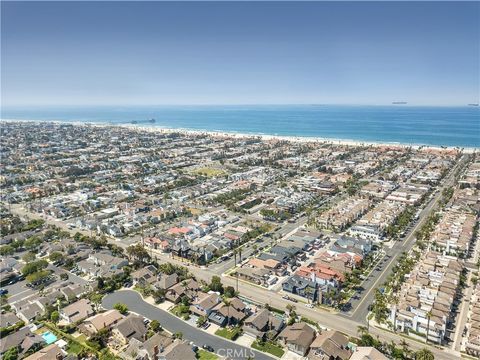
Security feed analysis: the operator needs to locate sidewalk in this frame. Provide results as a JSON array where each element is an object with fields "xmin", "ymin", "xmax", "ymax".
[{"xmin": 452, "ymin": 271, "xmax": 473, "ymax": 351}]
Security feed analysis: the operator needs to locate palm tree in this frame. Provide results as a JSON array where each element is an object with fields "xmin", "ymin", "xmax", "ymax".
[
  {"xmin": 233, "ymin": 249, "xmax": 238, "ymax": 267},
  {"xmin": 286, "ymin": 304, "xmax": 296, "ymax": 315},
  {"xmin": 399, "ymin": 339, "xmax": 411, "ymax": 358},
  {"xmin": 425, "ymin": 311, "xmax": 432, "ymax": 344},
  {"xmin": 90, "ymin": 293, "xmax": 103, "ymax": 313},
  {"xmin": 327, "ymin": 289, "xmax": 336, "ymax": 306},
  {"xmin": 387, "ymin": 340, "xmax": 396, "ymax": 357},
  {"xmin": 224, "ymin": 298, "xmax": 231, "ymax": 326},
  {"xmin": 357, "ymin": 325, "xmax": 368, "ymax": 337},
  {"xmin": 304, "ymin": 287, "xmax": 314, "ymax": 304}
]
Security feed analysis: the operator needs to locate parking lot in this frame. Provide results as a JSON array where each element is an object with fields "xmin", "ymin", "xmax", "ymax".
[{"xmin": 3, "ymin": 263, "xmax": 89, "ymax": 305}]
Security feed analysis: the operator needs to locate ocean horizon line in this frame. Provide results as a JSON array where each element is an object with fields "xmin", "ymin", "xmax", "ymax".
[{"xmin": 2, "ymin": 103, "xmax": 479, "ymax": 109}]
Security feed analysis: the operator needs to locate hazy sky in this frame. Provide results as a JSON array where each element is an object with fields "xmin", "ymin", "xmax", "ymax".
[{"xmin": 2, "ymin": 1, "xmax": 479, "ymax": 106}]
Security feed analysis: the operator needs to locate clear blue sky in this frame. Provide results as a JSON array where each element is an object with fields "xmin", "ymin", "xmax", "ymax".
[{"xmin": 1, "ymin": 1, "xmax": 479, "ymax": 106}]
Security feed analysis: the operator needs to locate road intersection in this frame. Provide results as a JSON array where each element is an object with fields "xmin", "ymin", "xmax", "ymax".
[{"xmin": 7, "ymin": 157, "xmax": 468, "ymax": 359}]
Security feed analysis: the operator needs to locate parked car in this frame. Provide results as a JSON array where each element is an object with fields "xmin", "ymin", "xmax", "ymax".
[
  {"xmin": 202, "ymin": 344, "xmax": 215, "ymax": 352},
  {"xmin": 282, "ymin": 295, "xmax": 298, "ymax": 303}
]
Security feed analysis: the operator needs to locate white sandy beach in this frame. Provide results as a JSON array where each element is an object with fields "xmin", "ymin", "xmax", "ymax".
[{"xmin": 1, "ymin": 118, "xmax": 477, "ymax": 153}]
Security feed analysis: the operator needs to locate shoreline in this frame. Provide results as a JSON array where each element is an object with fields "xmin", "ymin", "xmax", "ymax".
[{"xmin": 1, "ymin": 118, "xmax": 478, "ymax": 153}]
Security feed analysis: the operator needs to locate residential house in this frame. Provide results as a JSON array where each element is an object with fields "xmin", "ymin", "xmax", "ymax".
[
  {"xmin": 278, "ymin": 322, "xmax": 316, "ymax": 356},
  {"xmin": 16, "ymin": 302, "xmax": 44, "ymax": 324},
  {"xmin": 0, "ymin": 312, "xmax": 21, "ymax": 328},
  {"xmin": 190, "ymin": 293, "xmax": 221, "ymax": 317},
  {"xmin": 112, "ymin": 314, "xmax": 148, "ymax": 345},
  {"xmin": 132, "ymin": 265, "xmax": 158, "ymax": 287},
  {"xmin": 308, "ymin": 330, "xmax": 352, "ymax": 360},
  {"xmin": 0, "ymin": 326, "xmax": 44, "ymax": 357},
  {"xmin": 208, "ymin": 297, "xmax": 247, "ymax": 326},
  {"xmin": 349, "ymin": 347, "xmax": 388, "ymax": 360},
  {"xmin": 79, "ymin": 309, "xmax": 124, "ymax": 337},
  {"xmin": 165, "ymin": 279, "xmax": 199, "ymax": 303},
  {"xmin": 60, "ymin": 298, "xmax": 94, "ymax": 324},
  {"xmin": 235, "ymin": 267, "xmax": 270, "ymax": 286},
  {"xmin": 153, "ymin": 273, "xmax": 179, "ymax": 291},
  {"xmin": 282, "ymin": 274, "xmax": 318, "ymax": 302},
  {"xmin": 155, "ymin": 340, "xmax": 196, "ymax": 360},
  {"xmin": 120, "ymin": 333, "xmax": 174, "ymax": 360},
  {"xmin": 243, "ymin": 308, "xmax": 284, "ymax": 339},
  {"xmin": 24, "ymin": 344, "xmax": 65, "ymax": 360}
]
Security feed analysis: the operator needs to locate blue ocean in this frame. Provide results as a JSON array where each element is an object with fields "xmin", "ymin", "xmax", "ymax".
[{"xmin": 1, "ymin": 105, "xmax": 479, "ymax": 147}]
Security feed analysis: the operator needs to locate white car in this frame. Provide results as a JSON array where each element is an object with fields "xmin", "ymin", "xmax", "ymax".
[{"xmin": 305, "ymin": 303, "xmax": 314, "ymax": 308}]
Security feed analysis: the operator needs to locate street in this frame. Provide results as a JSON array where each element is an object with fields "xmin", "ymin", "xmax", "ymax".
[
  {"xmin": 342, "ymin": 154, "xmax": 467, "ymax": 323},
  {"xmin": 102, "ymin": 290, "xmax": 273, "ymax": 360}
]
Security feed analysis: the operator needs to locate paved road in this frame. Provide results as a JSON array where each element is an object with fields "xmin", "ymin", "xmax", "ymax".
[
  {"xmin": 342, "ymin": 155, "xmax": 468, "ymax": 323},
  {"xmin": 4, "ymin": 263, "xmax": 88, "ymax": 304},
  {"xmin": 452, "ymin": 271, "xmax": 473, "ymax": 351},
  {"xmin": 8, "ymin": 158, "xmax": 468, "ymax": 360},
  {"xmin": 102, "ymin": 290, "xmax": 273, "ymax": 360}
]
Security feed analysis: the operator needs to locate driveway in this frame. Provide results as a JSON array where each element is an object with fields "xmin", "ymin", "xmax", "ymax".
[{"xmin": 102, "ymin": 290, "xmax": 274, "ymax": 360}]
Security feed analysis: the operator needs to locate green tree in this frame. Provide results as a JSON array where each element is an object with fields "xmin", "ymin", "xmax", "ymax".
[
  {"xmin": 149, "ymin": 320, "xmax": 161, "ymax": 332},
  {"xmin": 196, "ymin": 316, "xmax": 207, "ymax": 327},
  {"xmin": 126, "ymin": 244, "xmax": 151, "ymax": 264},
  {"xmin": 209, "ymin": 275, "xmax": 224, "ymax": 294},
  {"xmin": 21, "ymin": 259, "xmax": 48, "ymax": 276},
  {"xmin": 357, "ymin": 326, "xmax": 368, "ymax": 337},
  {"xmin": 224, "ymin": 286, "xmax": 236, "ymax": 298},
  {"xmin": 113, "ymin": 303, "xmax": 128, "ymax": 315},
  {"xmin": 26, "ymin": 270, "xmax": 51, "ymax": 284},
  {"xmin": 98, "ymin": 349, "xmax": 117, "ymax": 360},
  {"xmin": 24, "ymin": 236, "xmax": 42, "ymax": 250},
  {"xmin": 0, "ymin": 245, "xmax": 15, "ymax": 256},
  {"xmin": 59, "ymin": 273, "xmax": 69, "ymax": 281},
  {"xmin": 415, "ymin": 348, "xmax": 434, "ymax": 360},
  {"xmin": 49, "ymin": 252, "xmax": 63, "ymax": 263},
  {"xmin": 2, "ymin": 346, "xmax": 18, "ymax": 360},
  {"xmin": 22, "ymin": 252, "xmax": 36, "ymax": 263},
  {"xmin": 152, "ymin": 289, "xmax": 166, "ymax": 303},
  {"xmin": 89, "ymin": 293, "xmax": 104, "ymax": 312},
  {"xmin": 50, "ymin": 310, "xmax": 60, "ymax": 323}
]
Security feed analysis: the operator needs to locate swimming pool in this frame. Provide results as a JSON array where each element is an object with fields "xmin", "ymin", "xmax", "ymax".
[{"xmin": 41, "ymin": 331, "xmax": 58, "ymax": 344}]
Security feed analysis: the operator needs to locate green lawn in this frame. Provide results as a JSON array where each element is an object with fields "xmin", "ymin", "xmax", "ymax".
[
  {"xmin": 74, "ymin": 334, "xmax": 87, "ymax": 343},
  {"xmin": 192, "ymin": 167, "xmax": 226, "ymax": 177},
  {"xmin": 214, "ymin": 327, "xmax": 242, "ymax": 341},
  {"xmin": 170, "ymin": 305, "xmax": 190, "ymax": 319},
  {"xmin": 67, "ymin": 341, "xmax": 84, "ymax": 355},
  {"xmin": 252, "ymin": 340, "xmax": 285, "ymax": 358},
  {"xmin": 197, "ymin": 349, "xmax": 219, "ymax": 360}
]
